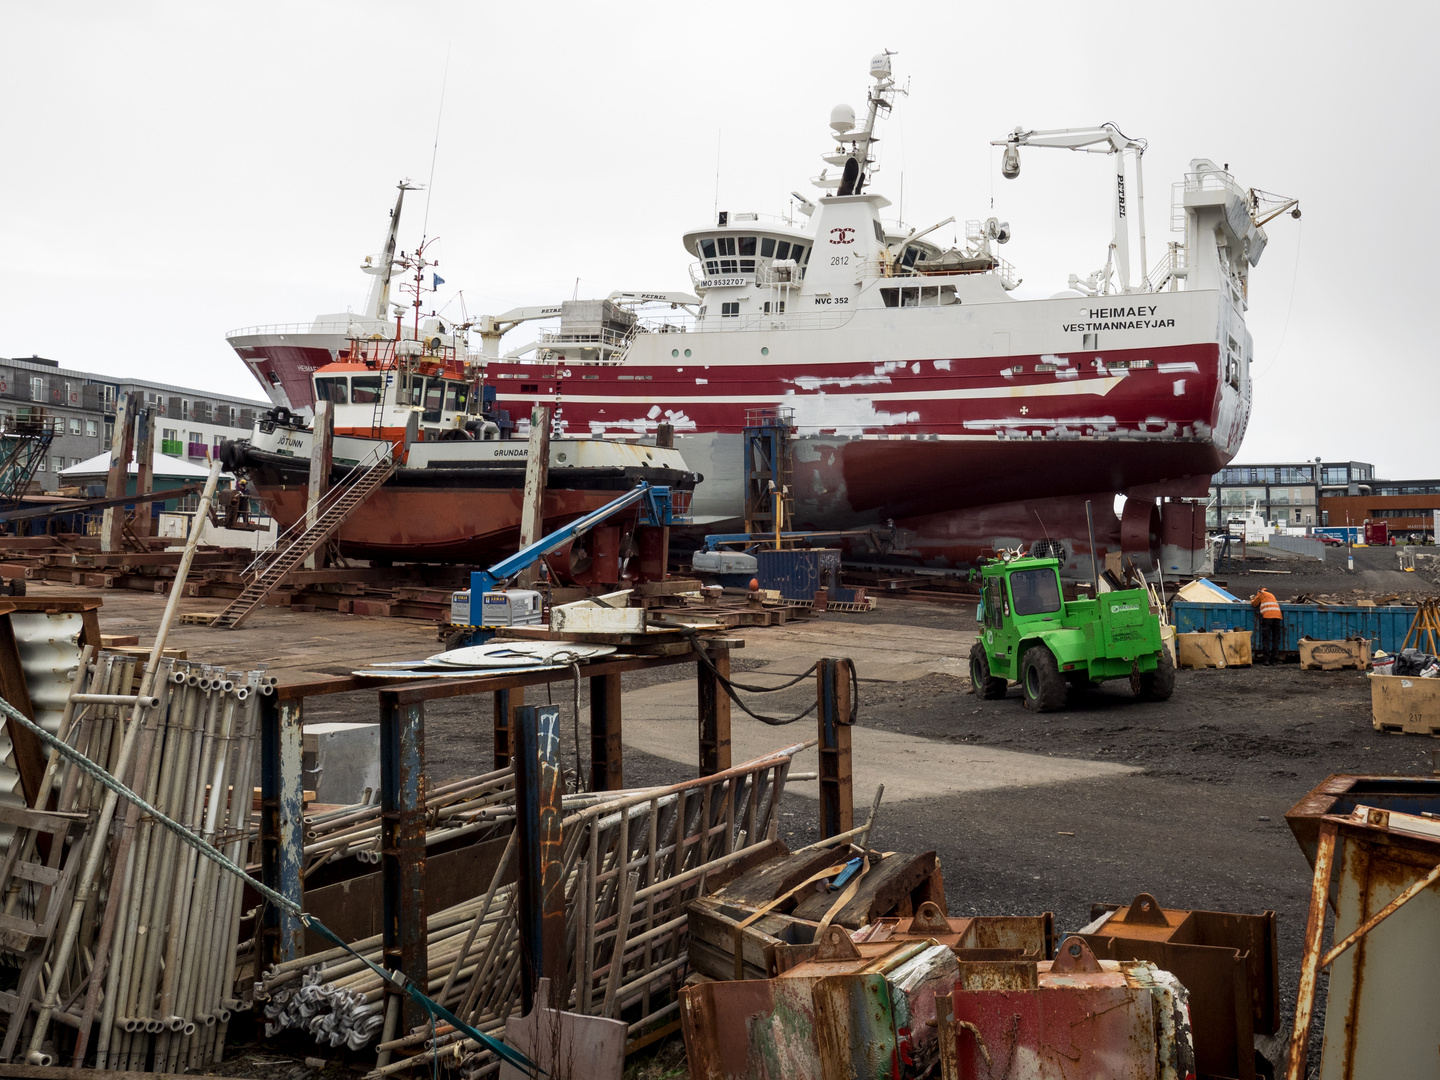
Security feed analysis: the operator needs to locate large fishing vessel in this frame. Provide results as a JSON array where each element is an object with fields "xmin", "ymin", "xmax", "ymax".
[{"xmin": 227, "ymin": 53, "xmax": 1295, "ymax": 575}]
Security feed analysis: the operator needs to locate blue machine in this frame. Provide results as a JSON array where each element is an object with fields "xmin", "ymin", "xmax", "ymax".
[{"xmin": 447, "ymin": 482, "xmax": 684, "ymax": 645}]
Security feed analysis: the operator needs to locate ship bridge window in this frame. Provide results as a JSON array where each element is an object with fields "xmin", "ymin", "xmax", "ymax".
[
  {"xmin": 351, "ymin": 376, "xmax": 381, "ymax": 404},
  {"xmin": 314, "ymin": 377, "xmax": 349, "ymax": 404},
  {"xmin": 738, "ymin": 236, "xmax": 757, "ymax": 256},
  {"xmin": 761, "ymin": 237, "xmax": 776, "ymax": 258},
  {"xmin": 422, "ymin": 379, "xmax": 445, "ymax": 423},
  {"xmin": 874, "ymin": 221, "xmax": 886, "ymax": 242},
  {"xmin": 881, "ymin": 285, "xmax": 950, "ymax": 308},
  {"xmin": 699, "ymin": 239, "xmax": 716, "ymax": 259},
  {"xmin": 902, "ymin": 246, "xmax": 922, "ymax": 268},
  {"xmin": 444, "ymin": 383, "xmax": 470, "ymax": 414},
  {"xmin": 775, "ymin": 241, "xmax": 791, "ymax": 261}
]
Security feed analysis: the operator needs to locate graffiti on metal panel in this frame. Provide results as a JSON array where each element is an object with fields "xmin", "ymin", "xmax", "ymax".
[{"xmin": 537, "ymin": 706, "xmax": 566, "ymax": 913}]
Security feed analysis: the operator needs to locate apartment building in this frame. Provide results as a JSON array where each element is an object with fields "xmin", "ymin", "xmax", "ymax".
[{"xmin": 0, "ymin": 355, "xmax": 269, "ymax": 492}]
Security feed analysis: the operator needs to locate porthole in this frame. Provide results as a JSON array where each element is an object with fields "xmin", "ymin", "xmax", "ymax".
[
  {"xmin": 684, "ymin": 349, "xmax": 692, "ymax": 358},
  {"xmin": 671, "ymin": 349, "xmax": 679, "ymax": 358},
  {"xmin": 761, "ymin": 347, "xmax": 769, "ymax": 356},
  {"xmin": 557, "ymin": 452, "xmax": 567, "ymax": 462}
]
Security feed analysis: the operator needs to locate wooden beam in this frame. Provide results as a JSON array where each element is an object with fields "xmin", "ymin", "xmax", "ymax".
[
  {"xmin": 697, "ymin": 646, "xmax": 732, "ymax": 776},
  {"xmin": 589, "ymin": 672, "xmax": 623, "ymax": 791},
  {"xmin": 100, "ymin": 393, "xmax": 135, "ymax": 553},
  {"xmin": 132, "ymin": 406, "xmax": 155, "ymax": 537},
  {"xmin": 305, "ymin": 400, "xmax": 334, "ymax": 570},
  {"xmin": 817, "ymin": 657, "xmax": 854, "ymax": 839},
  {"xmin": 494, "ymin": 686, "xmax": 522, "ymax": 771},
  {"xmin": 515, "ymin": 406, "xmax": 550, "ymax": 589}
]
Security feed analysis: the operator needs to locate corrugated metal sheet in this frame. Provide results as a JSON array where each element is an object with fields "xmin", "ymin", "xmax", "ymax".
[
  {"xmin": 0, "ymin": 612, "xmax": 85, "ymax": 845},
  {"xmin": 1173, "ymin": 601, "xmax": 1415, "ymax": 654},
  {"xmin": 1270, "ymin": 535, "xmax": 1328, "ymax": 560}
]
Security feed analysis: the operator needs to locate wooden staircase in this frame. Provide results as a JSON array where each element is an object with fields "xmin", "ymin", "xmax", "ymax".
[{"xmin": 210, "ymin": 453, "xmax": 397, "ymax": 629}]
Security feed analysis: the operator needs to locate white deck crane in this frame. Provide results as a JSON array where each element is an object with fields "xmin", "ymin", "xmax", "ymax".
[{"xmin": 993, "ymin": 125, "xmax": 1150, "ymax": 294}]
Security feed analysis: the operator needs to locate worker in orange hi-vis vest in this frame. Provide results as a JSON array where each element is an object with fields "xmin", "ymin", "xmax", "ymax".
[{"xmin": 1251, "ymin": 587, "xmax": 1284, "ymax": 664}]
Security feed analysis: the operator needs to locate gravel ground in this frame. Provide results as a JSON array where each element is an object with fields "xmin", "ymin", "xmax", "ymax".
[{"xmin": 195, "ymin": 549, "xmax": 1440, "ymax": 1075}]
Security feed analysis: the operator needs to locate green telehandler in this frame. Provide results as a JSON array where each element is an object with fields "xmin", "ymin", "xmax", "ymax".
[{"xmin": 969, "ymin": 554, "xmax": 1175, "ymax": 712}]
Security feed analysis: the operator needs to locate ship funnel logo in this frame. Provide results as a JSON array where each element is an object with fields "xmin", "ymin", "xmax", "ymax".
[{"xmin": 829, "ymin": 227, "xmax": 857, "ymax": 245}]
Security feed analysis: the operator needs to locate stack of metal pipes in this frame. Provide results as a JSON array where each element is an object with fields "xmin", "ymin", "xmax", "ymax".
[
  {"xmin": 5, "ymin": 651, "xmax": 275, "ymax": 1071},
  {"xmin": 251, "ymin": 747, "xmax": 797, "ymax": 1079},
  {"xmin": 257, "ymin": 875, "xmax": 521, "ymax": 1051},
  {"xmin": 299, "ymin": 766, "xmax": 517, "ymax": 871}
]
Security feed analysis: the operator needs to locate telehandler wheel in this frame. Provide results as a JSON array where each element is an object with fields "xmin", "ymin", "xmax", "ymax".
[
  {"xmin": 969, "ymin": 642, "xmax": 1008, "ymax": 699},
  {"xmin": 1132, "ymin": 649, "xmax": 1177, "ymax": 701},
  {"xmin": 1021, "ymin": 646, "xmax": 1067, "ymax": 712}
]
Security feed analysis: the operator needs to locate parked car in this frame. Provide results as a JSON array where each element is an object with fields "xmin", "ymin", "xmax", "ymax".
[{"xmin": 1316, "ymin": 534, "xmax": 1345, "ymax": 547}]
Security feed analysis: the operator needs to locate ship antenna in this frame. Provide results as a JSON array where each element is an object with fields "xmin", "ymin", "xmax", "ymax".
[
  {"xmin": 421, "ymin": 46, "xmax": 452, "ymax": 243},
  {"xmin": 713, "ymin": 129, "xmax": 721, "ymax": 221}
]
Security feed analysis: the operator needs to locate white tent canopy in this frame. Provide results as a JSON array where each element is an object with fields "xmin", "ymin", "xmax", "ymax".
[{"xmin": 59, "ymin": 452, "xmax": 227, "ymax": 483}]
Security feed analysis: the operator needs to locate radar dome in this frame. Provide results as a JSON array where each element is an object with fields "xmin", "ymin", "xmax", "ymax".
[
  {"xmin": 870, "ymin": 52, "xmax": 892, "ymax": 80},
  {"xmin": 829, "ymin": 104, "xmax": 856, "ymax": 134}
]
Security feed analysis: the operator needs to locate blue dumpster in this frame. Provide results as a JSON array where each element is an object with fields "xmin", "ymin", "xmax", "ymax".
[{"xmin": 1172, "ymin": 602, "xmax": 1415, "ymax": 655}]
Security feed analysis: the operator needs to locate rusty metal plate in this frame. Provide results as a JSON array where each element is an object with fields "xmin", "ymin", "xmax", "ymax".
[
  {"xmin": 854, "ymin": 903, "xmax": 1055, "ymax": 960},
  {"xmin": 947, "ymin": 938, "xmax": 1195, "ymax": 1080},
  {"xmin": 1087, "ymin": 892, "xmax": 1280, "ymax": 1039},
  {"xmin": 681, "ymin": 978, "xmax": 823, "ymax": 1080}
]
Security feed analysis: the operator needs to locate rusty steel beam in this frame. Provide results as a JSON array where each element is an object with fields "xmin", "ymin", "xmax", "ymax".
[
  {"xmin": 0, "ymin": 611, "xmax": 43, "ymax": 806},
  {"xmin": 697, "ymin": 647, "xmax": 732, "ymax": 776},
  {"xmin": 590, "ymin": 672, "xmax": 623, "ymax": 791},
  {"xmin": 259, "ymin": 694, "xmax": 305, "ymax": 969},
  {"xmin": 1285, "ymin": 820, "xmax": 1337, "ymax": 1080},
  {"xmin": 817, "ymin": 657, "xmax": 855, "ymax": 840},
  {"xmin": 1322, "ymin": 857, "xmax": 1440, "ymax": 968},
  {"xmin": 379, "ymin": 692, "xmax": 428, "ymax": 1031}
]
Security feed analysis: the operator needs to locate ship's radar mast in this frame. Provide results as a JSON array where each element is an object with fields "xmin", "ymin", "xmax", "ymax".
[
  {"xmin": 817, "ymin": 51, "xmax": 906, "ymax": 198},
  {"xmin": 361, "ymin": 179, "xmax": 422, "ymax": 321}
]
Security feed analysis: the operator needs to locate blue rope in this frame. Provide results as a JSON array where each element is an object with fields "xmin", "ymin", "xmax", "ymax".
[{"xmin": 0, "ymin": 693, "xmax": 539, "ymax": 1075}]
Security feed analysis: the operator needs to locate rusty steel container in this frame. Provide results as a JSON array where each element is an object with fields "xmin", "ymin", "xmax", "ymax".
[
  {"xmin": 681, "ymin": 925, "xmax": 958, "ymax": 1079},
  {"xmin": 1284, "ymin": 801, "xmax": 1440, "ymax": 1080},
  {"xmin": 941, "ymin": 936, "xmax": 1196, "ymax": 1080},
  {"xmin": 1079, "ymin": 893, "xmax": 1278, "ymax": 1080}
]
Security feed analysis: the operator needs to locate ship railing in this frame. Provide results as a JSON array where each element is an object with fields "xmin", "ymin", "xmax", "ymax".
[
  {"xmin": 241, "ymin": 440, "xmax": 393, "ymax": 577},
  {"xmin": 639, "ymin": 310, "xmax": 851, "ymax": 334},
  {"xmin": 226, "ymin": 319, "xmax": 369, "ymax": 339},
  {"xmin": 538, "ymin": 326, "xmax": 635, "ymax": 350},
  {"xmin": 724, "ymin": 210, "xmax": 806, "ymax": 228},
  {"xmin": 858, "ymin": 255, "xmax": 1022, "ymax": 290},
  {"xmin": 1147, "ymin": 242, "xmax": 1189, "ymax": 292},
  {"xmin": 688, "ymin": 261, "xmax": 810, "ymax": 290},
  {"xmin": 1183, "ymin": 168, "xmax": 1247, "ymax": 202}
]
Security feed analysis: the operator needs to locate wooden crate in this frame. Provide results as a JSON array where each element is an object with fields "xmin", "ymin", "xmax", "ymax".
[
  {"xmin": 1371, "ymin": 672, "xmax": 1440, "ymax": 736},
  {"xmin": 1300, "ymin": 638, "xmax": 1372, "ymax": 671},
  {"xmin": 1177, "ymin": 630, "xmax": 1251, "ymax": 668}
]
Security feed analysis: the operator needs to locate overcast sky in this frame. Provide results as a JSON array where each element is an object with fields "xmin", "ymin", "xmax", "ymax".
[{"xmin": 2, "ymin": 2, "xmax": 1435, "ymax": 476}]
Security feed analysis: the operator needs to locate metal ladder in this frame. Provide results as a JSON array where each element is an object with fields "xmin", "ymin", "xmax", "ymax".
[
  {"xmin": 0, "ymin": 805, "xmax": 92, "ymax": 1061},
  {"xmin": 210, "ymin": 449, "xmax": 397, "ymax": 629}
]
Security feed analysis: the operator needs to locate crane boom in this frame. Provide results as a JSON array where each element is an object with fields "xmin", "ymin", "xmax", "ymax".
[{"xmin": 992, "ymin": 124, "xmax": 1150, "ymax": 293}]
